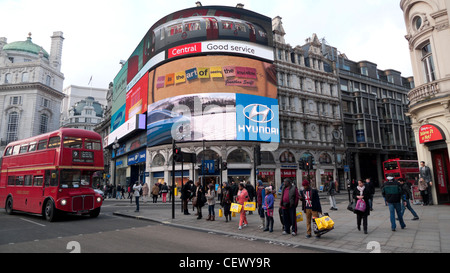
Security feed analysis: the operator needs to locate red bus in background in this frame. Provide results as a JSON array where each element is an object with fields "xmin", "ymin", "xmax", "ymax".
[
  {"xmin": 383, "ymin": 158, "xmax": 422, "ymax": 202},
  {"xmin": 0, "ymin": 128, "xmax": 104, "ymax": 221}
]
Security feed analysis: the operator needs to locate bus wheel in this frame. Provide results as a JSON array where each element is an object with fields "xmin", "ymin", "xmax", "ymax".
[
  {"xmin": 89, "ymin": 207, "xmax": 101, "ymax": 218},
  {"xmin": 44, "ymin": 200, "xmax": 58, "ymax": 222},
  {"xmin": 5, "ymin": 197, "xmax": 14, "ymax": 215}
]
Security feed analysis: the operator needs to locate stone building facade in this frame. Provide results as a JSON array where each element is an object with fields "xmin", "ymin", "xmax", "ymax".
[
  {"xmin": 0, "ymin": 32, "xmax": 65, "ymax": 156},
  {"xmin": 401, "ymin": 0, "xmax": 450, "ymax": 203}
]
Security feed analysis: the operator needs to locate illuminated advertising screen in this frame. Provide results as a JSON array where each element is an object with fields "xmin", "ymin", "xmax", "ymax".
[
  {"xmin": 126, "ymin": 72, "xmax": 149, "ymax": 121},
  {"xmin": 146, "ymin": 93, "xmax": 279, "ymax": 147},
  {"xmin": 146, "ymin": 54, "xmax": 279, "ymax": 147}
]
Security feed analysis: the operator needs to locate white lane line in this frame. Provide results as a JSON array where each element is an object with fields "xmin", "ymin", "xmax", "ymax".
[{"xmin": 20, "ymin": 218, "xmax": 46, "ymax": 227}]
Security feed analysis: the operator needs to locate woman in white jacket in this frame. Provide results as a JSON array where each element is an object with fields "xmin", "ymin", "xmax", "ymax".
[
  {"xmin": 206, "ymin": 183, "xmax": 216, "ymax": 221},
  {"xmin": 133, "ymin": 181, "xmax": 142, "ymax": 212}
]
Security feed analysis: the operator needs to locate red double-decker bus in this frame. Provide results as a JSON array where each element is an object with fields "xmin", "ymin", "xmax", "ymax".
[
  {"xmin": 383, "ymin": 158, "xmax": 421, "ymax": 202},
  {"xmin": 0, "ymin": 128, "xmax": 104, "ymax": 221}
]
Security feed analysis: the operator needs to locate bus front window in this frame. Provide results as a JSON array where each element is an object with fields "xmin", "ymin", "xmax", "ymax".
[{"xmin": 60, "ymin": 170, "xmax": 92, "ymax": 188}]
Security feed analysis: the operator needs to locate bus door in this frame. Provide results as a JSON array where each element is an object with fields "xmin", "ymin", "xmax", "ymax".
[
  {"xmin": 28, "ymin": 173, "xmax": 45, "ymax": 214},
  {"xmin": 43, "ymin": 170, "xmax": 59, "ymax": 202},
  {"xmin": 204, "ymin": 17, "xmax": 219, "ymax": 40}
]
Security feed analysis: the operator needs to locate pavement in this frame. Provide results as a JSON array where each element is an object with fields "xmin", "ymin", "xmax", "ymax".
[{"xmin": 108, "ymin": 191, "xmax": 450, "ymax": 253}]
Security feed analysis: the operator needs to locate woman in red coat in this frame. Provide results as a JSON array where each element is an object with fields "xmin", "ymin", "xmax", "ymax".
[{"xmin": 236, "ymin": 182, "xmax": 249, "ymax": 230}]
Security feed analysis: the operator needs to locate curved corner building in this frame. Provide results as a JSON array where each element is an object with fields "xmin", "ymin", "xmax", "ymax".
[{"xmin": 108, "ymin": 5, "xmax": 279, "ymax": 190}]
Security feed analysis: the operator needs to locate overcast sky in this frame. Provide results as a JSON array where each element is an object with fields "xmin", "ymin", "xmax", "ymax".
[{"xmin": 0, "ymin": 0, "xmax": 412, "ymax": 89}]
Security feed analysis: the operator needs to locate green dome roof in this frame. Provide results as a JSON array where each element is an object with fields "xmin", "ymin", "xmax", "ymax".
[{"xmin": 3, "ymin": 35, "xmax": 49, "ymax": 59}]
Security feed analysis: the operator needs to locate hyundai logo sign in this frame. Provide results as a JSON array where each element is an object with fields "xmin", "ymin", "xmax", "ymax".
[{"xmin": 243, "ymin": 104, "xmax": 274, "ymax": 123}]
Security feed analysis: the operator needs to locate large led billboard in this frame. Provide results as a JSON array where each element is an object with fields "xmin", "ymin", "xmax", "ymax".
[{"xmin": 111, "ymin": 5, "xmax": 278, "ymax": 147}]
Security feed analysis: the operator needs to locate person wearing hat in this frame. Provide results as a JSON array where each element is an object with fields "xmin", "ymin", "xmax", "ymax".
[
  {"xmin": 300, "ymin": 179, "xmax": 322, "ymax": 238},
  {"xmin": 382, "ymin": 176, "xmax": 406, "ymax": 231}
]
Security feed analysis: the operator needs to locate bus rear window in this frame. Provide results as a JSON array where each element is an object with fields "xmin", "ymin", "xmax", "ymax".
[{"xmin": 63, "ymin": 137, "xmax": 83, "ymax": 148}]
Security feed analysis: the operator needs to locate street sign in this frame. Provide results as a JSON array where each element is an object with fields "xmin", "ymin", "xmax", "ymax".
[{"xmin": 344, "ymin": 165, "xmax": 350, "ymax": 172}]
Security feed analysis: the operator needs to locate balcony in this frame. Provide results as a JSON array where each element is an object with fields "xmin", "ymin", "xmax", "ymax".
[{"xmin": 408, "ymin": 81, "xmax": 440, "ymax": 106}]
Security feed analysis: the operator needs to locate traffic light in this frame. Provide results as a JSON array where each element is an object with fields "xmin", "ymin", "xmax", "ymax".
[
  {"xmin": 214, "ymin": 159, "xmax": 219, "ymax": 171},
  {"xmin": 299, "ymin": 159, "xmax": 305, "ymax": 170},
  {"xmin": 173, "ymin": 146, "xmax": 183, "ymax": 162},
  {"xmin": 221, "ymin": 162, "xmax": 228, "ymax": 170},
  {"xmin": 254, "ymin": 145, "xmax": 261, "ymax": 166},
  {"xmin": 305, "ymin": 160, "xmax": 310, "ymax": 171}
]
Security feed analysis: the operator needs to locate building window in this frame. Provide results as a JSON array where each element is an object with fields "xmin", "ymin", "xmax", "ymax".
[
  {"xmin": 421, "ymin": 43, "xmax": 436, "ymax": 83},
  {"xmin": 10, "ymin": 96, "xmax": 22, "ymax": 105},
  {"xmin": 7, "ymin": 112, "xmax": 19, "ymax": 143},
  {"xmin": 5, "ymin": 73, "xmax": 12, "ymax": 83},
  {"xmin": 39, "ymin": 114, "xmax": 49, "ymax": 134},
  {"xmin": 41, "ymin": 98, "xmax": 50, "ymax": 108},
  {"xmin": 46, "ymin": 75, "xmax": 52, "ymax": 86},
  {"xmin": 360, "ymin": 67, "xmax": 368, "ymax": 76},
  {"xmin": 22, "ymin": 72, "xmax": 29, "ymax": 82},
  {"xmin": 413, "ymin": 16, "xmax": 422, "ymax": 30}
]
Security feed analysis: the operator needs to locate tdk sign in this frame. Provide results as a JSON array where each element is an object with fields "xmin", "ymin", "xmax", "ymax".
[{"xmin": 236, "ymin": 94, "xmax": 280, "ymax": 143}]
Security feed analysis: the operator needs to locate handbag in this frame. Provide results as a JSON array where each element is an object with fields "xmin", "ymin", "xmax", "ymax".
[
  {"xmin": 219, "ymin": 208, "xmax": 223, "ymax": 217},
  {"xmin": 355, "ymin": 199, "xmax": 366, "ymax": 212}
]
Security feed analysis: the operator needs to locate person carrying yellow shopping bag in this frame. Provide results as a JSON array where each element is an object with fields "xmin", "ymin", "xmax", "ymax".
[
  {"xmin": 236, "ymin": 182, "xmax": 249, "ymax": 230},
  {"xmin": 300, "ymin": 180, "xmax": 323, "ymax": 238}
]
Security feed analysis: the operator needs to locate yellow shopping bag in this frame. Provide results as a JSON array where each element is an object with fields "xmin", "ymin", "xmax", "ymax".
[
  {"xmin": 230, "ymin": 203, "xmax": 242, "ymax": 213},
  {"xmin": 243, "ymin": 202, "xmax": 256, "ymax": 211},
  {"xmin": 315, "ymin": 216, "xmax": 334, "ymax": 230},
  {"xmin": 296, "ymin": 211, "xmax": 303, "ymax": 222},
  {"xmin": 232, "ymin": 211, "xmax": 236, "ymax": 217},
  {"xmin": 322, "ymin": 215, "xmax": 334, "ymax": 229},
  {"xmin": 219, "ymin": 208, "xmax": 223, "ymax": 217},
  {"xmin": 314, "ymin": 217, "xmax": 327, "ymax": 231}
]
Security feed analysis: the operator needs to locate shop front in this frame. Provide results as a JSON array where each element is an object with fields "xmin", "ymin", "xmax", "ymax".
[{"xmin": 419, "ymin": 124, "xmax": 450, "ymax": 204}]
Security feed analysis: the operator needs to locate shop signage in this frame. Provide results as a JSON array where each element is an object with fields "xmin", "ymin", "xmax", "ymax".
[{"xmin": 419, "ymin": 124, "xmax": 446, "ymax": 144}]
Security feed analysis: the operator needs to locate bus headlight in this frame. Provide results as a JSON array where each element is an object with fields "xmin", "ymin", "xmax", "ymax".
[
  {"xmin": 96, "ymin": 197, "xmax": 102, "ymax": 203},
  {"xmin": 61, "ymin": 199, "xmax": 67, "ymax": 206}
]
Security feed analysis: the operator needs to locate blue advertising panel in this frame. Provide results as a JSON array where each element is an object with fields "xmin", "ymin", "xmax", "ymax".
[
  {"xmin": 111, "ymin": 104, "xmax": 126, "ymax": 132},
  {"xmin": 128, "ymin": 150, "xmax": 146, "ymax": 165},
  {"xmin": 236, "ymin": 93, "xmax": 279, "ymax": 143}
]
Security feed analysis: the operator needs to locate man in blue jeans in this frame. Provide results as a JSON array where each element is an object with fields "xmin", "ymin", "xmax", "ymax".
[{"xmin": 382, "ymin": 176, "xmax": 406, "ymax": 231}]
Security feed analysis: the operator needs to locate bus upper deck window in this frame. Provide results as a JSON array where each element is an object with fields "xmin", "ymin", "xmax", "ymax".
[{"xmin": 48, "ymin": 136, "xmax": 61, "ymax": 148}]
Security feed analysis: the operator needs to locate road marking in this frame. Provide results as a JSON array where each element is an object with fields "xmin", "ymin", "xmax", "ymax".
[{"xmin": 20, "ymin": 218, "xmax": 46, "ymax": 227}]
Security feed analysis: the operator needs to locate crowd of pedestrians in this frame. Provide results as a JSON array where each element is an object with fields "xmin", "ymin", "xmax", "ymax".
[{"xmin": 102, "ymin": 162, "xmax": 434, "ymax": 238}]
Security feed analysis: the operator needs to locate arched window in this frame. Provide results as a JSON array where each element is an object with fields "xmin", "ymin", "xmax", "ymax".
[
  {"xmin": 227, "ymin": 149, "xmax": 251, "ymax": 163},
  {"xmin": 319, "ymin": 153, "xmax": 332, "ymax": 164},
  {"xmin": 152, "ymin": 154, "xmax": 165, "ymax": 167},
  {"xmin": 39, "ymin": 114, "xmax": 49, "ymax": 134},
  {"xmin": 7, "ymin": 112, "xmax": 19, "ymax": 143},
  {"xmin": 196, "ymin": 149, "xmax": 220, "ymax": 164},
  {"xmin": 279, "ymin": 150, "xmax": 295, "ymax": 163}
]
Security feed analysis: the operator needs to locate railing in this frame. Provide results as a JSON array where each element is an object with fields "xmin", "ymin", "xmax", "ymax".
[{"xmin": 408, "ymin": 81, "xmax": 440, "ymax": 106}]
